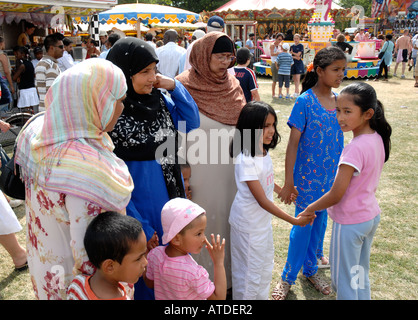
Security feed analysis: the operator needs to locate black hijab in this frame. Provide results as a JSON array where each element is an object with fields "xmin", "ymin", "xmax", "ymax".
[{"xmin": 107, "ymin": 37, "xmax": 185, "ymax": 199}]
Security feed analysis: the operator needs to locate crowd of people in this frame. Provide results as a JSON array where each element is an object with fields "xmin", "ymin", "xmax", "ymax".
[{"xmin": 0, "ymin": 15, "xmax": 400, "ymax": 302}]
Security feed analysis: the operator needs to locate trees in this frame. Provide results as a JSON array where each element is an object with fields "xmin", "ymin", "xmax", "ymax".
[
  {"xmin": 336, "ymin": 0, "xmax": 372, "ymax": 17},
  {"xmin": 116, "ymin": 0, "xmax": 229, "ymax": 12}
]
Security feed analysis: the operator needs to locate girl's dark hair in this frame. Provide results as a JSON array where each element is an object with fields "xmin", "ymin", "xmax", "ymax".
[
  {"xmin": 230, "ymin": 101, "xmax": 280, "ymax": 158},
  {"xmin": 84, "ymin": 211, "xmax": 143, "ymax": 268},
  {"xmin": 340, "ymin": 82, "xmax": 392, "ymax": 162},
  {"xmin": 302, "ymin": 46, "xmax": 347, "ymax": 94}
]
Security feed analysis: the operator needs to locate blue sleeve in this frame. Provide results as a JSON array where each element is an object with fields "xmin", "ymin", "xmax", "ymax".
[
  {"xmin": 287, "ymin": 95, "xmax": 308, "ymax": 133},
  {"xmin": 164, "ymin": 79, "xmax": 200, "ymax": 133}
]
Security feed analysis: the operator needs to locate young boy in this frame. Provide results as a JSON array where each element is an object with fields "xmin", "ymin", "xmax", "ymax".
[
  {"xmin": 234, "ymin": 47, "xmax": 260, "ymax": 103},
  {"xmin": 275, "ymin": 43, "xmax": 294, "ymax": 99},
  {"xmin": 67, "ymin": 211, "xmax": 148, "ymax": 300},
  {"xmin": 180, "ymin": 161, "xmax": 192, "ymax": 200},
  {"xmin": 144, "ymin": 198, "xmax": 226, "ymax": 300}
]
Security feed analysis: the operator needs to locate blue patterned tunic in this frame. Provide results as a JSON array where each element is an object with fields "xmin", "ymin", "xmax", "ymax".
[{"xmin": 287, "ymin": 88, "xmax": 344, "ymax": 210}]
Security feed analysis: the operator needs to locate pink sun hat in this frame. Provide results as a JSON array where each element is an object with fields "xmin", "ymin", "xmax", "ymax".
[{"xmin": 161, "ymin": 198, "xmax": 206, "ymax": 245}]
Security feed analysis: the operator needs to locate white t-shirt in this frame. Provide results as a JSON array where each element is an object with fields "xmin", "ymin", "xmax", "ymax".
[{"xmin": 229, "ymin": 152, "xmax": 274, "ymax": 233}]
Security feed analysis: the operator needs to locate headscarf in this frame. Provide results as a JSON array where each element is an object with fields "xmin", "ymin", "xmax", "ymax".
[
  {"xmin": 106, "ymin": 37, "xmax": 185, "ymax": 199},
  {"xmin": 15, "ymin": 58, "xmax": 133, "ymax": 211},
  {"xmin": 176, "ymin": 32, "xmax": 246, "ymax": 126}
]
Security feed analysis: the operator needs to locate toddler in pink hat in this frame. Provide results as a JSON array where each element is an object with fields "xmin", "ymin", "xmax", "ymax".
[{"xmin": 144, "ymin": 198, "xmax": 226, "ymax": 300}]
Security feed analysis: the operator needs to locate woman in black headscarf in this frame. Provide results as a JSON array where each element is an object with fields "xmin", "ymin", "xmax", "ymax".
[{"xmin": 107, "ymin": 37, "xmax": 199, "ymax": 300}]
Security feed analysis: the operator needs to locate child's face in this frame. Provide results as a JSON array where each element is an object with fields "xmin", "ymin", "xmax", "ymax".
[
  {"xmin": 115, "ymin": 230, "xmax": 148, "ymax": 284},
  {"xmin": 317, "ymin": 59, "xmax": 346, "ymax": 89},
  {"xmin": 262, "ymin": 113, "xmax": 276, "ymax": 146},
  {"xmin": 181, "ymin": 167, "xmax": 192, "ymax": 200},
  {"xmin": 336, "ymin": 93, "xmax": 372, "ymax": 135},
  {"xmin": 35, "ymin": 52, "xmax": 43, "ymax": 60},
  {"xmin": 178, "ymin": 214, "xmax": 207, "ymax": 255}
]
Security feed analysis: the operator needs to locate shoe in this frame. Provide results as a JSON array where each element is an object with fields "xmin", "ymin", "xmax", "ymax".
[
  {"xmin": 393, "ymin": 73, "xmax": 397, "ymax": 77},
  {"xmin": 374, "ymin": 78, "xmax": 379, "ymax": 81},
  {"xmin": 408, "ymin": 65, "xmax": 413, "ymax": 71},
  {"xmin": 285, "ymin": 95, "xmax": 291, "ymax": 99},
  {"xmin": 293, "ymin": 93, "xmax": 299, "ymax": 98},
  {"xmin": 401, "ymin": 75, "xmax": 405, "ymax": 79},
  {"xmin": 14, "ymin": 261, "xmax": 28, "ymax": 272},
  {"xmin": 278, "ymin": 94, "xmax": 283, "ymax": 99},
  {"xmin": 9, "ymin": 199, "xmax": 24, "ymax": 208}
]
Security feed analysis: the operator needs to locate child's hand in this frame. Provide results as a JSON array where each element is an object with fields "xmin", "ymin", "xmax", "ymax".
[
  {"xmin": 279, "ymin": 184, "xmax": 298, "ymax": 205},
  {"xmin": 205, "ymin": 233, "xmax": 225, "ymax": 266},
  {"xmin": 296, "ymin": 209, "xmax": 316, "ymax": 226},
  {"xmin": 147, "ymin": 231, "xmax": 159, "ymax": 252}
]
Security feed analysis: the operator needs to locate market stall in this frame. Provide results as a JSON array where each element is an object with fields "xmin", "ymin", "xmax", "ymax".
[
  {"xmin": 0, "ymin": 0, "xmax": 116, "ymax": 49},
  {"xmin": 205, "ymin": 0, "xmax": 348, "ymax": 43},
  {"xmin": 95, "ymin": 3, "xmax": 202, "ymax": 38}
]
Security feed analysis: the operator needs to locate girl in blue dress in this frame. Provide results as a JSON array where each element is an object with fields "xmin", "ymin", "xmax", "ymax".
[
  {"xmin": 107, "ymin": 38, "xmax": 200, "ymax": 300},
  {"xmin": 272, "ymin": 46, "xmax": 347, "ymax": 300}
]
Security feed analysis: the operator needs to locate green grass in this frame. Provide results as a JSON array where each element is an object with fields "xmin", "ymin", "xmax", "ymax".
[{"xmin": 0, "ymin": 70, "xmax": 417, "ymax": 300}]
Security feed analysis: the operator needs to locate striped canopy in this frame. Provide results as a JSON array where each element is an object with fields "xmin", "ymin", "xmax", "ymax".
[{"xmin": 98, "ymin": 3, "xmax": 200, "ymax": 26}]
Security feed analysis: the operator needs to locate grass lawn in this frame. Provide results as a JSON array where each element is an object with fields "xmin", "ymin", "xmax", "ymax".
[{"xmin": 0, "ymin": 69, "xmax": 417, "ymax": 300}]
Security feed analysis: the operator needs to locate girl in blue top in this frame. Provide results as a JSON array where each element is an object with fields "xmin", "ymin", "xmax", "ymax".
[{"xmin": 272, "ymin": 46, "xmax": 347, "ymax": 300}]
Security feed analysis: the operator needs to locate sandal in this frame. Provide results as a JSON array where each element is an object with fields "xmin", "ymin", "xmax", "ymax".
[
  {"xmin": 271, "ymin": 280, "xmax": 291, "ymax": 300},
  {"xmin": 306, "ymin": 273, "xmax": 331, "ymax": 295},
  {"xmin": 415, "ymin": 83, "xmax": 418, "ymax": 87}
]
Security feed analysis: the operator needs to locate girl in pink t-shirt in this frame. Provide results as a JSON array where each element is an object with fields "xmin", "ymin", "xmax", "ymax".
[{"xmin": 301, "ymin": 82, "xmax": 392, "ymax": 300}]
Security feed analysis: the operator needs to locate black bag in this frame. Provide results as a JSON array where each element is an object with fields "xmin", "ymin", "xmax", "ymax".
[
  {"xmin": 0, "ymin": 145, "xmax": 25, "ymax": 200},
  {"xmin": 378, "ymin": 51, "xmax": 385, "ymax": 59},
  {"xmin": 0, "ymin": 113, "xmax": 41, "ymax": 200}
]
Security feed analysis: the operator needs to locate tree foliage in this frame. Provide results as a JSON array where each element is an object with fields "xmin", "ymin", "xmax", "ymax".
[
  {"xmin": 336, "ymin": 0, "xmax": 372, "ymax": 17},
  {"xmin": 117, "ymin": 0, "xmax": 229, "ymax": 12}
]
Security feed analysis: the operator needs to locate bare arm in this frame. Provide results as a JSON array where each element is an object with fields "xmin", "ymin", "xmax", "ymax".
[
  {"xmin": 247, "ymin": 180, "xmax": 314, "ymax": 226},
  {"xmin": 279, "ymin": 127, "xmax": 301, "ymax": 204},
  {"xmin": 301, "ymin": 164, "xmax": 355, "ymax": 214}
]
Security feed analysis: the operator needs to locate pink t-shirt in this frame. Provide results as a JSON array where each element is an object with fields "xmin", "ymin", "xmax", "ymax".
[
  {"xmin": 328, "ymin": 132, "xmax": 385, "ymax": 225},
  {"xmin": 146, "ymin": 246, "xmax": 215, "ymax": 300}
]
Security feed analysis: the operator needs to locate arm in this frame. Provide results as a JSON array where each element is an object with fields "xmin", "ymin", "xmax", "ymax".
[
  {"xmin": 279, "ymin": 127, "xmax": 301, "ymax": 204},
  {"xmin": 247, "ymin": 179, "xmax": 314, "ymax": 226},
  {"xmin": 251, "ymin": 89, "xmax": 260, "ymax": 101},
  {"xmin": 0, "ymin": 55, "xmax": 15, "ymax": 94},
  {"xmin": 155, "ymin": 76, "xmax": 200, "ymax": 133},
  {"xmin": 206, "ymin": 234, "xmax": 226, "ymax": 300},
  {"xmin": 12, "ymin": 63, "xmax": 25, "ymax": 82},
  {"xmin": 301, "ymin": 164, "xmax": 355, "ymax": 215}
]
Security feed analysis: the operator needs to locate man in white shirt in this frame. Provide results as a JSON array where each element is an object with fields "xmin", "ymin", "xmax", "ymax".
[
  {"xmin": 156, "ymin": 29, "xmax": 186, "ymax": 79},
  {"xmin": 58, "ymin": 38, "xmax": 75, "ymax": 72}
]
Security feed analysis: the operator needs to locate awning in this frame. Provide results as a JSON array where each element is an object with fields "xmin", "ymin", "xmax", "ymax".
[
  {"xmin": 0, "ymin": 0, "xmax": 116, "ymax": 26},
  {"xmin": 98, "ymin": 3, "xmax": 201, "ymax": 26}
]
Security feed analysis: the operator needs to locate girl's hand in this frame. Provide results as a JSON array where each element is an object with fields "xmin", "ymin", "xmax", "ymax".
[
  {"xmin": 147, "ymin": 231, "xmax": 159, "ymax": 252},
  {"xmin": 205, "ymin": 233, "xmax": 225, "ymax": 266},
  {"xmin": 279, "ymin": 184, "xmax": 298, "ymax": 205},
  {"xmin": 296, "ymin": 209, "xmax": 316, "ymax": 226},
  {"xmin": 153, "ymin": 74, "xmax": 176, "ymax": 91}
]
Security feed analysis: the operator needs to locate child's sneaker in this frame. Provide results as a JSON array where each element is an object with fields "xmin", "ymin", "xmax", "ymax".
[
  {"xmin": 285, "ymin": 95, "xmax": 291, "ymax": 99},
  {"xmin": 293, "ymin": 93, "xmax": 299, "ymax": 98},
  {"xmin": 278, "ymin": 94, "xmax": 283, "ymax": 99}
]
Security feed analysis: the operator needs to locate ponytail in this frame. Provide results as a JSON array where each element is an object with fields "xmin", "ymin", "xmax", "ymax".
[
  {"xmin": 371, "ymin": 100, "xmax": 392, "ymax": 162},
  {"xmin": 340, "ymin": 82, "xmax": 392, "ymax": 162},
  {"xmin": 301, "ymin": 46, "xmax": 346, "ymax": 93}
]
